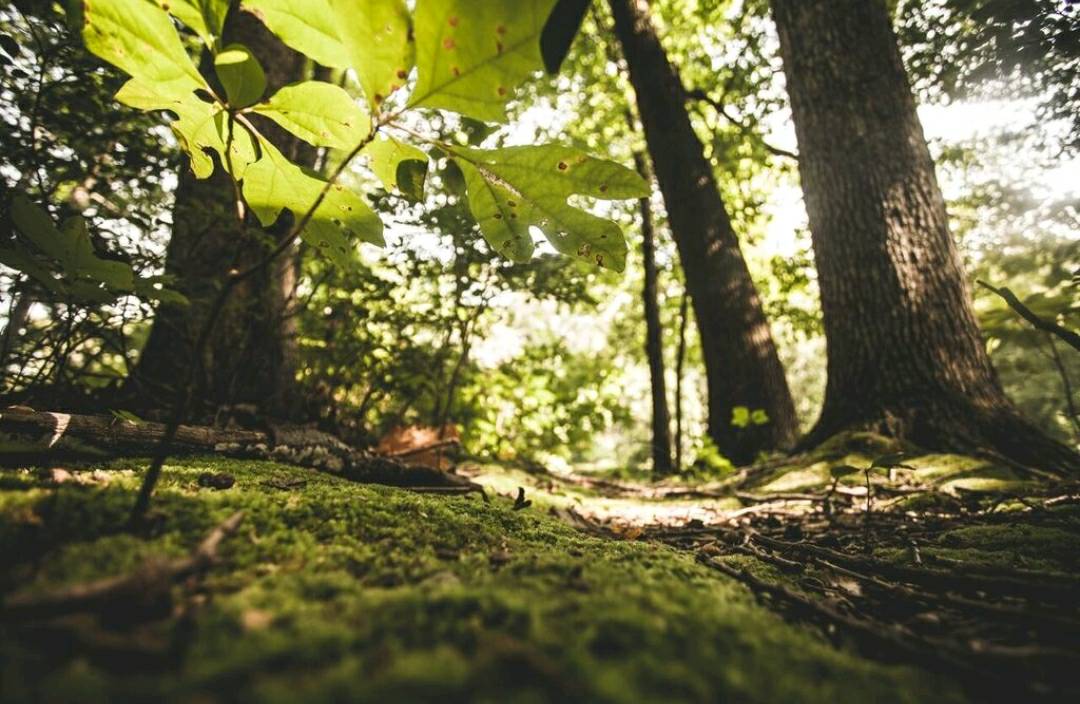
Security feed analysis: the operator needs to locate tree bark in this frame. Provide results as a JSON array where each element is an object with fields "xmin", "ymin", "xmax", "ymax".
[
  {"xmin": 609, "ymin": 0, "xmax": 798, "ymax": 464},
  {"xmin": 770, "ymin": 0, "xmax": 1079, "ymax": 473},
  {"xmin": 633, "ymin": 151, "xmax": 674, "ymax": 474},
  {"xmin": 129, "ymin": 8, "xmax": 310, "ymax": 419}
]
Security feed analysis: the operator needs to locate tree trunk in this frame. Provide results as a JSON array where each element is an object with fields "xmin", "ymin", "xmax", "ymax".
[
  {"xmin": 770, "ymin": 0, "xmax": 1079, "ymax": 473},
  {"xmin": 675, "ymin": 288, "xmax": 689, "ymax": 471},
  {"xmin": 633, "ymin": 151, "xmax": 674, "ymax": 475},
  {"xmin": 129, "ymin": 8, "xmax": 310, "ymax": 419},
  {"xmin": 609, "ymin": 0, "xmax": 798, "ymax": 464}
]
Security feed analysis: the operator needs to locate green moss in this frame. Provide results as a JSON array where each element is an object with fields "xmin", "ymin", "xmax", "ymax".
[{"xmin": 0, "ymin": 457, "xmax": 963, "ymax": 703}]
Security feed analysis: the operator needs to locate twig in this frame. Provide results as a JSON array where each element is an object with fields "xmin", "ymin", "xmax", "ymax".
[
  {"xmin": 977, "ymin": 279, "xmax": 1080, "ymax": 352},
  {"xmin": 2, "ymin": 511, "xmax": 244, "ymax": 621}
]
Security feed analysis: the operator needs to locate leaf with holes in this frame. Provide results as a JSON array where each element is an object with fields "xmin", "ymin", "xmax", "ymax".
[
  {"xmin": 83, "ymin": 0, "xmax": 206, "ymax": 100},
  {"xmin": 215, "ymin": 44, "xmax": 267, "ymax": 108},
  {"xmin": 364, "ymin": 135, "xmax": 428, "ymax": 201},
  {"xmin": 243, "ymin": 0, "xmax": 414, "ymax": 109},
  {"xmin": 242, "ymin": 137, "xmax": 385, "ymax": 266},
  {"xmin": 411, "ymin": 0, "xmax": 557, "ymax": 122},
  {"xmin": 449, "ymin": 144, "xmax": 646, "ymax": 270},
  {"xmin": 252, "ymin": 81, "xmax": 371, "ymax": 150},
  {"xmin": 116, "ymin": 79, "xmax": 257, "ymax": 179}
]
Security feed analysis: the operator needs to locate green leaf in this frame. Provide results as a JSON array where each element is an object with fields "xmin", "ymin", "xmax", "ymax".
[
  {"xmin": 117, "ymin": 79, "xmax": 257, "ymax": 179},
  {"xmin": 411, "ymin": 0, "xmax": 558, "ymax": 122},
  {"xmin": 241, "ymin": 0, "xmax": 350, "ymax": 69},
  {"xmin": 244, "ymin": 0, "xmax": 414, "ymax": 110},
  {"xmin": 335, "ymin": 0, "xmax": 414, "ymax": 109},
  {"xmin": 242, "ymin": 137, "xmax": 385, "ymax": 266},
  {"xmin": 154, "ymin": 0, "xmax": 229, "ymax": 46},
  {"xmin": 450, "ymin": 144, "xmax": 646, "ymax": 270},
  {"xmin": 60, "ymin": 216, "xmax": 135, "ymax": 292},
  {"xmin": 8, "ymin": 196, "xmax": 136, "ymax": 300},
  {"xmin": 252, "ymin": 81, "xmax": 371, "ymax": 150},
  {"xmin": 830, "ymin": 464, "xmax": 863, "ymax": 479},
  {"xmin": 364, "ymin": 135, "xmax": 428, "ymax": 201},
  {"xmin": 83, "ymin": 0, "xmax": 206, "ymax": 99},
  {"xmin": 870, "ymin": 452, "xmax": 914, "ymax": 470},
  {"xmin": 731, "ymin": 406, "xmax": 751, "ymax": 429},
  {"xmin": 215, "ymin": 44, "xmax": 266, "ymax": 108}
]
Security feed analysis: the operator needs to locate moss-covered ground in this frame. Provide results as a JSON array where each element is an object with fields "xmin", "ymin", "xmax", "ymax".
[
  {"xmin": 0, "ymin": 453, "xmax": 974, "ymax": 704},
  {"xmin": 6, "ymin": 433, "xmax": 1080, "ymax": 702}
]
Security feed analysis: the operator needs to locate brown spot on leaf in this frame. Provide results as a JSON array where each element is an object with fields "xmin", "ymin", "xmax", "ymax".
[
  {"xmin": 494, "ymin": 213, "xmax": 503, "ymax": 220},
  {"xmin": 451, "ymin": 65, "xmax": 461, "ymax": 77},
  {"xmin": 396, "ymin": 69, "xmax": 408, "ymax": 79},
  {"xmin": 448, "ymin": 16, "xmax": 459, "ymax": 27},
  {"xmin": 599, "ymin": 184, "xmax": 608, "ymax": 193},
  {"xmin": 557, "ymin": 161, "xmax": 568, "ymax": 170},
  {"xmin": 496, "ymin": 24, "xmax": 507, "ymax": 35},
  {"xmin": 443, "ymin": 37, "xmax": 456, "ymax": 50}
]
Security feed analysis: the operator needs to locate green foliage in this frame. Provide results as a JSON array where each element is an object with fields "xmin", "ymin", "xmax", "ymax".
[
  {"xmin": 80, "ymin": 0, "xmax": 641, "ymax": 272},
  {"xmin": 253, "ymin": 81, "xmax": 371, "ymax": 150},
  {"xmin": 363, "ymin": 136, "xmax": 429, "ymax": 202},
  {"xmin": 411, "ymin": 0, "xmax": 558, "ymax": 122},
  {"xmin": 2, "ymin": 195, "xmax": 183, "ymax": 306},
  {"xmin": 241, "ymin": 139, "xmax": 384, "ymax": 263},
  {"xmin": 451, "ymin": 144, "xmax": 646, "ymax": 269},
  {"xmin": 214, "ymin": 43, "xmax": 266, "ymax": 108},
  {"xmin": 243, "ymin": 0, "xmax": 414, "ymax": 110}
]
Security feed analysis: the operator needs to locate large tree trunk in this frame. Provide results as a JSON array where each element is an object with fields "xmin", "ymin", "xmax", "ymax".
[
  {"xmin": 129, "ymin": 8, "xmax": 310, "ymax": 419},
  {"xmin": 609, "ymin": 0, "xmax": 798, "ymax": 464},
  {"xmin": 770, "ymin": 0, "xmax": 1079, "ymax": 473},
  {"xmin": 633, "ymin": 151, "xmax": 674, "ymax": 474}
]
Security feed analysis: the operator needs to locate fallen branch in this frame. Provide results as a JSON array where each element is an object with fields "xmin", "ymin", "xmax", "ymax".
[
  {"xmin": 0, "ymin": 406, "xmax": 485, "ymax": 497},
  {"xmin": 1, "ymin": 511, "xmax": 245, "ymax": 621}
]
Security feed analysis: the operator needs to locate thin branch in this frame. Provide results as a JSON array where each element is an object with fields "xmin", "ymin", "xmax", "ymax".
[
  {"xmin": 977, "ymin": 279, "xmax": 1080, "ymax": 352},
  {"xmin": 684, "ymin": 87, "xmax": 799, "ymax": 161}
]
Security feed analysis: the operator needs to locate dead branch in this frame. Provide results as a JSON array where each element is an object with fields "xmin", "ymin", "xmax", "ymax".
[{"xmin": 1, "ymin": 511, "xmax": 244, "ymax": 621}]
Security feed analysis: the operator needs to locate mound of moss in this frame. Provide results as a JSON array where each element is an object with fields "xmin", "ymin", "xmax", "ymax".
[{"xmin": 0, "ymin": 457, "xmax": 962, "ymax": 703}]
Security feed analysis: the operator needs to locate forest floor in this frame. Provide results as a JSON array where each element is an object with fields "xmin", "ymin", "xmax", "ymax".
[{"xmin": 1, "ymin": 432, "xmax": 1078, "ymax": 702}]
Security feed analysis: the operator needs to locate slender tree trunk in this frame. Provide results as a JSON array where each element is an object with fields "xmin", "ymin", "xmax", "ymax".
[
  {"xmin": 633, "ymin": 151, "xmax": 674, "ymax": 474},
  {"xmin": 129, "ymin": 8, "xmax": 311, "ymax": 419},
  {"xmin": 609, "ymin": 0, "xmax": 798, "ymax": 464},
  {"xmin": 675, "ymin": 288, "xmax": 689, "ymax": 470},
  {"xmin": 770, "ymin": 0, "xmax": 1079, "ymax": 473}
]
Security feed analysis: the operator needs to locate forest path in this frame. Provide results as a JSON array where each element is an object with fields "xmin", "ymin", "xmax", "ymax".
[{"xmin": 460, "ymin": 433, "xmax": 1080, "ymax": 700}]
